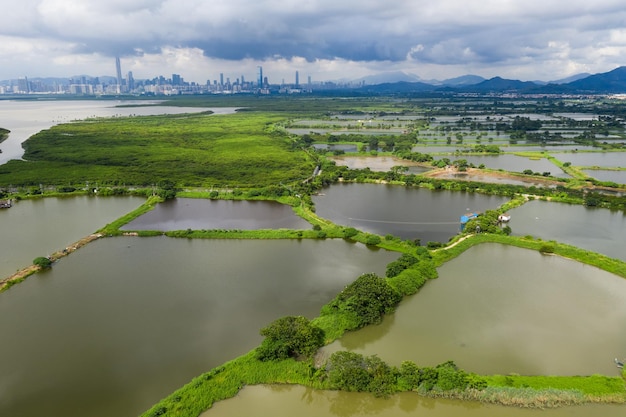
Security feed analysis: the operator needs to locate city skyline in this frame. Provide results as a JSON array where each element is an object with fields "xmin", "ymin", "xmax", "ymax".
[
  {"xmin": 2, "ymin": 1, "xmax": 626, "ymax": 84},
  {"xmin": 0, "ymin": 59, "xmax": 316, "ymax": 95}
]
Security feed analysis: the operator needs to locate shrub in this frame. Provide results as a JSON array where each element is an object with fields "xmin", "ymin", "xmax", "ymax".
[
  {"xmin": 256, "ymin": 316, "xmax": 325, "ymax": 361},
  {"xmin": 33, "ymin": 256, "xmax": 52, "ymax": 269},
  {"xmin": 323, "ymin": 273, "xmax": 402, "ymax": 329},
  {"xmin": 365, "ymin": 234, "xmax": 381, "ymax": 246},
  {"xmin": 386, "ymin": 253, "xmax": 419, "ymax": 278},
  {"xmin": 326, "ymin": 351, "xmax": 397, "ymax": 397},
  {"xmin": 539, "ymin": 243, "xmax": 555, "ymax": 254},
  {"xmin": 436, "ymin": 361, "xmax": 468, "ymax": 391},
  {"xmin": 398, "ymin": 361, "xmax": 421, "ymax": 390}
]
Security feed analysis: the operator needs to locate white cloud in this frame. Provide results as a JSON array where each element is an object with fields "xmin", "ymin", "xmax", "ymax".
[{"xmin": 2, "ymin": 0, "xmax": 626, "ymax": 82}]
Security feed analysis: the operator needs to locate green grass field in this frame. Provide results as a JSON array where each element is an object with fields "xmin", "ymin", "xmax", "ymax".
[{"xmin": 0, "ymin": 112, "xmax": 313, "ymax": 188}]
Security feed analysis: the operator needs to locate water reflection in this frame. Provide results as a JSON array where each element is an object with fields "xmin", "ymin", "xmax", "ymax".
[
  {"xmin": 313, "ymin": 183, "xmax": 509, "ymax": 241},
  {"xmin": 551, "ymin": 152, "xmax": 626, "ymax": 168},
  {"xmin": 204, "ymin": 385, "xmax": 625, "ymax": 417},
  {"xmin": 0, "ymin": 237, "xmax": 398, "ymax": 417},
  {"xmin": 510, "ymin": 199, "xmax": 626, "ymax": 262},
  {"xmin": 322, "ymin": 244, "xmax": 626, "ymax": 376},
  {"xmin": 0, "ymin": 196, "xmax": 145, "ymax": 278},
  {"xmin": 330, "ymin": 156, "xmax": 428, "ymax": 172},
  {"xmin": 583, "ymin": 169, "xmax": 626, "ymax": 184},
  {"xmin": 121, "ymin": 198, "xmax": 311, "ymax": 231}
]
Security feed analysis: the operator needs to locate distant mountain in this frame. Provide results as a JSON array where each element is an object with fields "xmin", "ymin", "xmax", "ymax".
[
  {"xmin": 440, "ymin": 74, "xmax": 485, "ymax": 86},
  {"xmin": 458, "ymin": 77, "xmax": 540, "ymax": 92},
  {"xmin": 355, "ymin": 71, "xmax": 422, "ymax": 85},
  {"xmin": 549, "ymin": 73, "xmax": 591, "ymax": 84},
  {"xmin": 562, "ymin": 66, "xmax": 626, "ymax": 93},
  {"xmin": 357, "ymin": 81, "xmax": 437, "ymax": 94},
  {"xmin": 351, "ymin": 67, "xmax": 626, "ymax": 94}
]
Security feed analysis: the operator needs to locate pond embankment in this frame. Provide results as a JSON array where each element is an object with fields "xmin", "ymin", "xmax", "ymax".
[{"xmin": 0, "ymin": 233, "xmax": 102, "ymax": 291}]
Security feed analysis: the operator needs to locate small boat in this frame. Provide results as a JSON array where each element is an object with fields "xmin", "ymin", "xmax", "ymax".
[
  {"xmin": 615, "ymin": 358, "xmax": 624, "ymax": 368},
  {"xmin": 0, "ymin": 199, "xmax": 12, "ymax": 209}
]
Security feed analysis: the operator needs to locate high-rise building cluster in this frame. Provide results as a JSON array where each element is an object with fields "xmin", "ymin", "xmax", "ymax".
[{"xmin": 0, "ymin": 58, "xmax": 334, "ymax": 96}]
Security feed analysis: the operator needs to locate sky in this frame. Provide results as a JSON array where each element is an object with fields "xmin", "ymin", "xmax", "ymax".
[{"xmin": 2, "ymin": 0, "xmax": 626, "ymax": 84}]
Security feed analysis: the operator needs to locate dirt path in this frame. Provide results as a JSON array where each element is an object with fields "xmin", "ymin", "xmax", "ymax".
[{"xmin": 0, "ymin": 233, "xmax": 103, "ymax": 291}]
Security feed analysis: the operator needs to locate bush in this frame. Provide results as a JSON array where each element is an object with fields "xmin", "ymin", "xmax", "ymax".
[
  {"xmin": 365, "ymin": 234, "xmax": 381, "ymax": 246},
  {"xmin": 326, "ymin": 351, "xmax": 370, "ymax": 392},
  {"xmin": 256, "ymin": 316, "xmax": 325, "ymax": 361},
  {"xmin": 33, "ymin": 256, "xmax": 52, "ymax": 269},
  {"xmin": 323, "ymin": 273, "xmax": 401, "ymax": 329},
  {"xmin": 436, "ymin": 361, "xmax": 468, "ymax": 391},
  {"xmin": 57, "ymin": 186, "xmax": 76, "ymax": 193},
  {"xmin": 387, "ymin": 267, "xmax": 431, "ymax": 296},
  {"xmin": 398, "ymin": 361, "xmax": 421, "ymax": 390},
  {"xmin": 386, "ymin": 253, "xmax": 419, "ymax": 278},
  {"xmin": 343, "ymin": 227, "xmax": 359, "ymax": 239},
  {"xmin": 539, "ymin": 243, "xmax": 555, "ymax": 254},
  {"xmin": 326, "ymin": 351, "xmax": 397, "ymax": 397}
]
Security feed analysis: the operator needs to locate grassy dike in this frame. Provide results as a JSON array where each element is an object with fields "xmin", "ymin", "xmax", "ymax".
[{"xmin": 138, "ymin": 229, "xmax": 626, "ymax": 417}]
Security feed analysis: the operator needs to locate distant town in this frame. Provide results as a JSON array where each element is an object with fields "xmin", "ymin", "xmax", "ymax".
[
  {"xmin": 0, "ymin": 58, "xmax": 351, "ymax": 96},
  {"xmin": 3, "ymin": 61, "xmax": 626, "ymax": 97}
]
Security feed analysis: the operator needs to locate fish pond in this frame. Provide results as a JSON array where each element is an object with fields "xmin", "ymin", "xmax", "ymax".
[
  {"xmin": 322, "ymin": 244, "xmax": 626, "ymax": 376},
  {"xmin": 313, "ymin": 183, "xmax": 509, "ymax": 242},
  {"xmin": 121, "ymin": 198, "xmax": 311, "ymax": 231},
  {"xmin": 0, "ymin": 237, "xmax": 398, "ymax": 417}
]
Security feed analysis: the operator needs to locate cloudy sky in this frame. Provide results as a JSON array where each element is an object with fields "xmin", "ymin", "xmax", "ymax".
[{"xmin": 2, "ymin": 0, "xmax": 626, "ymax": 84}]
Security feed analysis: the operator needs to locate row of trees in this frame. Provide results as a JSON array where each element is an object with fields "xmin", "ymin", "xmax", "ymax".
[{"xmin": 324, "ymin": 353, "xmax": 486, "ymax": 397}]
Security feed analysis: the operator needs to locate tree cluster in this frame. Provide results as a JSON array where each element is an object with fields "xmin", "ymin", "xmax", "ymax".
[
  {"xmin": 324, "ymin": 352, "xmax": 486, "ymax": 397},
  {"xmin": 256, "ymin": 316, "xmax": 325, "ymax": 361},
  {"xmin": 321, "ymin": 273, "xmax": 402, "ymax": 330}
]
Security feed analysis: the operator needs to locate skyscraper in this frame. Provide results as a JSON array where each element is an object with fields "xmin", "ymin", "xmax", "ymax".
[
  {"xmin": 295, "ymin": 70, "xmax": 299, "ymax": 87},
  {"xmin": 258, "ymin": 66, "xmax": 263, "ymax": 88},
  {"xmin": 126, "ymin": 71, "xmax": 135, "ymax": 91},
  {"xmin": 115, "ymin": 57, "xmax": 123, "ymax": 92}
]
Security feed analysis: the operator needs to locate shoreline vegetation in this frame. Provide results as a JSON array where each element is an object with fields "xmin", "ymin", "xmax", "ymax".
[{"xmin": 1, "ymin": 96, "xmax": 626, "ymax": 414}]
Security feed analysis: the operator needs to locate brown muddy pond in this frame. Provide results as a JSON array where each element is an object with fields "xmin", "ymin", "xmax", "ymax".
[
  {"xmin": 203, "ymin": 384, "xmax": 625, "ymax": 417},
  {"xmin": 322, "ymin": 244, "xmax": 626, "ymax": 376},
  {"xmin": 0, "ymin": 237, "xmax": 398, "ymax": 417},
  {"xmin": 121, "ymin": 198, "xmax": 311, "ymax": 231}
]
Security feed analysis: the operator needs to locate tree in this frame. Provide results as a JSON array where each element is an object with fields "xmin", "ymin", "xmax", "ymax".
[
  {"xmin": 398, "ymin": 361, "xmax": 421, "ymax": 390},
  {"xmin": 33, "ymin": 256, "xmax": 52, "ymax": 269},
  {"xmin": 365, "ymin": 234, "xmax": 381, "ymax": 246},
  {"xmin": 325, "ymin": 273, "xmax": 402, "ymax": 328},
  {"xmin": 256, "ymin": 316, "xmax": 325, "ymax": 361},
  {"xmin": 343, "ymin": 227, "xmax": 359, "ymax": 239},
  {"xmin": 326, "ymin": 351, "xmax": 397, "ymax": 397},
  {"xmin": 386, "ymin": 253, "xmax": 419, "ymax": 278}
]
